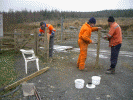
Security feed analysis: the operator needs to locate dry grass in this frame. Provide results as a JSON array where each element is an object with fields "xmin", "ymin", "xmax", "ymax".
[
  {"xmin": 6, "ymin": 17, "xmax": 133, "ymax": 35},
  {"xmin": 62, "ymin": 17, "xmax": 133, "ymax": 32}
]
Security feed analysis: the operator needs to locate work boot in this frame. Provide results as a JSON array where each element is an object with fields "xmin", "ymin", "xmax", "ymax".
[
  {"xmin": 106, "ymin": 68, "xmax": 115, "ymax": 74},
  {"xmin": 80, "ymin": 68, "xmax": 88, "ymax": 72},
  {"xmin": 84, "ymin": 68, "xmax": 88, "ymax": 72},
  {"xmin": 77, "ymin": 63, "xmax": 79, "ymax": 68}
]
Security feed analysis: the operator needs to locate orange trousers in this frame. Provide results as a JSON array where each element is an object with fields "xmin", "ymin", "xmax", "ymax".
[{"xmin": 77, "ymin": 40, "xmax": 88, "ymax": 70}]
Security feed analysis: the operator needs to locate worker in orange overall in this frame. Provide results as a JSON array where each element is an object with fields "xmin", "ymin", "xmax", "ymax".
[
  {"xmin": 104, "ymin": 16, "xmax": 122, "ymax": 74},
  {"xmin": 77, "ymin": 17, "xmax": 101, "ymax": 71},
  {"xmin": 39, "ymin": 22, "xmax": 56, "ymax": 57}
]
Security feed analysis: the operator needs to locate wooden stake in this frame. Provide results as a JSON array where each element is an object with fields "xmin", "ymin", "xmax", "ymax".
[
  {"xmin": 34, "ymin": 29, "xmax": 38, "ymax": 55},
  {"xmin": 14, "ymin": 30, "xmax": 17, "ymax": 52},
  {"xmin": 95, "ymin": 30, "xmax": 101, "ymax": 68},
  {"xmin": 4, "ymin": 67, "xmax": 50, "ymax": 91},
  {"xmin": 45, "ymin": 27, "xmax": 49, "ymax": 62}
]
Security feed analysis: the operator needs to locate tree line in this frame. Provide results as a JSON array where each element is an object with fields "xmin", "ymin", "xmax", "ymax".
[{"xmin": 1, "ymin": 9, "xmax": 133, "ymax": 31}]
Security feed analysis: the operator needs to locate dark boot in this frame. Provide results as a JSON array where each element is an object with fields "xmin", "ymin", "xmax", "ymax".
[
  {"xmin": 80, "ymin": 68, "xmax": 88, "ymax": 72},
  {"xmin": 106, "ymin": 68, "xmax": 115, "ymax": 74}
]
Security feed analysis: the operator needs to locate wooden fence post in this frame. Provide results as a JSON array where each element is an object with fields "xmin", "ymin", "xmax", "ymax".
[
  {"xmin": 14, "ymin": 29, "xmax": 21, "ymax": 52},
  {"xmin": 45, "ymin": 27, "xmax": 49, "ymax": 62},
  {"xmin": 95, "ymin": 30, "xmax": 101, "ymax": 68},
  {"xmin": 34, "ymin": 29, "xmax": 38, "ymax": 55},
  {"xmin": 14, "ymin": 29, "xmax": 17, "ymax": 52},
  {"xmin": 0, "ymin": 37, "xmax": 2, "ymax": 51}
]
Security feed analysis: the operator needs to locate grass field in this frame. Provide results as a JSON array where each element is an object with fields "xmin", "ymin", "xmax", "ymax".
[{"xmin": 0, "ymin": 50, "xmax": 17, "ymax": 95}]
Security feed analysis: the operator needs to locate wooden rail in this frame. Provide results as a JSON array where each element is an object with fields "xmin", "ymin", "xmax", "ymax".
[
  {"xmin": 0, "ymin": 32, "xmax": 36, "ymax": 51},
  {"xmin": 0, "ymin": 33, "xmax": 14, "ymax": 50},
  {"xmin": 0, "ymin": 67, "xmax": 50, "ymax": 92}
]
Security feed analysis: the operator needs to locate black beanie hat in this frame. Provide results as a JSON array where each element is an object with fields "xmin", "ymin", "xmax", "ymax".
[
  {"xmin": 88, "ymin": 17, "xmax": 96, "ymax": 24},
  {"xmin": 108, "ymin": 16, "xmax": 115, "ymax": 22}
]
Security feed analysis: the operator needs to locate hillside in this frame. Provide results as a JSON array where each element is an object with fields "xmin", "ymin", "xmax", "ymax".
[{"xmin": 1, "ymin": 9, "xmax": 133, "ymax": 32}]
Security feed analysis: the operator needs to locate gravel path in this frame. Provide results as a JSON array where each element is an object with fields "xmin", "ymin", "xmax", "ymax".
[{"xmin": 12, "ymin": 32, "xmax": 133, "ymax": 100}]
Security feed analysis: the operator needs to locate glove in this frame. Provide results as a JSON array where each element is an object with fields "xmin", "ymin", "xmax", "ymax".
[
  {"xmin": 41, "ymin": 27, "xmax": 45, "ymax": 30},
  {"xmin": 38, "ymin": 33, "xmax": 42, "ymax": 36}
]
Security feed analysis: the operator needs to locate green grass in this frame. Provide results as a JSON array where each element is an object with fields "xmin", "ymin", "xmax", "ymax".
[{"xmin": 0, "ymin": 50, "xmax": 17, "ymax": 90}]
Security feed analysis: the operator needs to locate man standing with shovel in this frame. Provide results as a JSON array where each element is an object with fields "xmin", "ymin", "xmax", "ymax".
[
  {"xmin": 39, "ymin": 22, "xmax": 56, "ymax": 57},
  {"xmin": 104, "ymin": 16, "xmax": 122, "ymax": 74}
]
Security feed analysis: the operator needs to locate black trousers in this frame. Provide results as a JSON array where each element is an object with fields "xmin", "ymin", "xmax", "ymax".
[
  {"xmin": 110, "ymin": 44, "xmax": 121, "ymax": 68},
  {"xmin": 49, "ymin": 35, "xmax": 54, "ymax": 57}
]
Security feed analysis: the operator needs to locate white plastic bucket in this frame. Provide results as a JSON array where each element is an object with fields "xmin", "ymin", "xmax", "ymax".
[
  {"xmin": 92, "ymin": 76, "xmax": 101, "ymax": 85},
  {"xmin": 75, "ymin": 79, "xmax": 85, "ymax": 89}
]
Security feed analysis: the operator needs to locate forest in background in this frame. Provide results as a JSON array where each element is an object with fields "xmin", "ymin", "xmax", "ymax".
[{"xmin": 1, "ymin": 9, "xmax": 133, "ymax": 32}]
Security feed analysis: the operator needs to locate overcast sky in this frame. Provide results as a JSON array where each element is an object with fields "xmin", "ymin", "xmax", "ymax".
[{"xmin": 0, "ymin": 0, "xmax": 133, "ymax": 12}]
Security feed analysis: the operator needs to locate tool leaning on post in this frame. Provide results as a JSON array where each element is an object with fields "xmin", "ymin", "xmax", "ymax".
[{"xmin": 77, "ymin": 17, "xmax": 102, "ymax": 71}]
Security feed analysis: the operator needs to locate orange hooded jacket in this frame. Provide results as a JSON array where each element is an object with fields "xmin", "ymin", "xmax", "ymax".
[
  {"xmin": 39, "ymin": 24, "xmax": 56, "ymax": 34},
  {"xmin": 78, "ymin": 22, "xmax": 98, "ymax": 43}
]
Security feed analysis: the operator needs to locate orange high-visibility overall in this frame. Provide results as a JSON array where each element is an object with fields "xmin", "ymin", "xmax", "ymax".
[{"xmin": 77, "ymin": 22, "xmax": 98, "ymax": 70}]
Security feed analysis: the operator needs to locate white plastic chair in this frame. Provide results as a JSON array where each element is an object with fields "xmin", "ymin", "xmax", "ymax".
[{"xmin": 20, "ymin": 49, "xmax": 39, "ymax": 74}]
